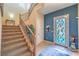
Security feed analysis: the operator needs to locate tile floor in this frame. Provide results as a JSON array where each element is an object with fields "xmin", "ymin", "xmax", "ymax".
[{"xmin": 36, "ymin": 40, "xmax": 79, "ymax": 56}]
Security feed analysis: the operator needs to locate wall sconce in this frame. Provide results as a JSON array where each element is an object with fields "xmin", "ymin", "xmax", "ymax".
[{"xmin": 9, "ymin": 13, "xmax": 14, "ymax": 20}]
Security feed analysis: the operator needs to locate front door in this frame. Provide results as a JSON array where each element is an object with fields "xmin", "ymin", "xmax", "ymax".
[{"xmin": 53, "ymin": 14, "xmax": 69, "ymax": 47}]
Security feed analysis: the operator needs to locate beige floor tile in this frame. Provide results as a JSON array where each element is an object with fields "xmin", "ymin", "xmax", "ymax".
[{"xmin": 36, "ymin": 40, "xmax": 79, "ymax": 56}]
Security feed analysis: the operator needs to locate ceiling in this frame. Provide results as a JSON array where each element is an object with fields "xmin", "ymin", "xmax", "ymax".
[
  {"xmin": 3, "ymin": 3, "xmax": 32, "ymax": 20},
  {"xmin": 42, "ymin": 3, "xmax": 76, "ymax": 15},
  {"xmin": 4, "ymin": 3, "xmax": 32, "ymax": 13},
  {"xmin": 3, "ymin": 3, "xmax": 76, "ymax": 18}
]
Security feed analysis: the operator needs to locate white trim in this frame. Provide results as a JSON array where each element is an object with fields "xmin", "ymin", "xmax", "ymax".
[
  {"xmin": 78, "ymin": 4, "xmax": 79, "ymax": 50},
  {"xmin": 0, "ymin": 9, "xmax": 2, "ymax": 55}
]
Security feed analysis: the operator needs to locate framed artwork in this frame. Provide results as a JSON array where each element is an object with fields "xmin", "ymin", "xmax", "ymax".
[
  {"xmin": 53, "ymin": 14, "xmax": 69, "ymax": 47},
  {"xmin": 5, "ymin": 19, "xmax": 15, "ymax": 25},
  {"xmin": 46, "ymin": 24, "xmax": 50, "ymax": 32}
]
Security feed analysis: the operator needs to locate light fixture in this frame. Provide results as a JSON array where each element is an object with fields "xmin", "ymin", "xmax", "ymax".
[{"xmin": 9, "ymin": 13, "xmax": 14, "ymax": 20}]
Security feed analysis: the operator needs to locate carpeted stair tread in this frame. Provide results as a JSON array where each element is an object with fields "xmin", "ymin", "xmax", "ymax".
[
  {"xmin": 2, "ymin": 41, "xmax": 27, "ymax": 52},
  {"xmin": 2, "ymin": 38, "xmax": 25, "ymax": 47},
  {"xmin": 2, "ymin": 45, "xmax": 29, "ymax": 56}
]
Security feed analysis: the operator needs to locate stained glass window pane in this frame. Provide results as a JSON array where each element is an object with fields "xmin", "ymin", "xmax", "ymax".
[{"xmin": 55, "ymin": 18, "xmax": 65, "ymax": 45}]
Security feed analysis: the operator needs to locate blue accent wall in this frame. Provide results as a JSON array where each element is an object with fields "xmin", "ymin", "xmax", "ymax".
[{"xmin": 44, "ymin": 4, "xmax": 78, "ymax": 49}]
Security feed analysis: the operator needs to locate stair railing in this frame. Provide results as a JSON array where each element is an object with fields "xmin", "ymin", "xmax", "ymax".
[{"xmin": 19, "ymin": 14, "xmax": 36, "ymax": 56}]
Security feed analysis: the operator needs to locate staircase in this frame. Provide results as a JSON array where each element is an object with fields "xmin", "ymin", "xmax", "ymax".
[{"xmin": 1, "ymin": 25, "xmax": 32, "ymax": 56}]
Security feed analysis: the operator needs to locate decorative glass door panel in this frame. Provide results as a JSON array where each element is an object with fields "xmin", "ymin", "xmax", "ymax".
[
  {"xmin": 54, "ymin": 14, "xmax": 69, "ymax": 47},
  {"xmin": 55, "ymin": 18, "xmax": 66, "ymax": 45}
]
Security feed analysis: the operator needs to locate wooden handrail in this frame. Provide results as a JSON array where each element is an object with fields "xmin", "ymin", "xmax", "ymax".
[{"xmin": 19, "ymin": 14, "xmax": 35, "ymax": 56}]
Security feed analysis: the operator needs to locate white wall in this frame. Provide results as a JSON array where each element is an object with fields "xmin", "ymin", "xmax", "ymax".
[
  {"xmin": 34, "ymin": 4, "xmax": 44, "ymax": 45},
  {"xmin": 3, "ymin": 6, "xmax": 20, "ymax": 26},
  {"xmin": 25, "ymin": 4, "xmax": 44, "ymax": 46},
  {"xmin": 36, "ymin": 12, "xmax": 44, "ymax": 45},
  {"xmin": 3, "ymin": 3, "xmax": 27, "ymax": 26}
]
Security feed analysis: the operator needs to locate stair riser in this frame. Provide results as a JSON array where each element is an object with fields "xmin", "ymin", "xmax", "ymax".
[
  {"xmin": 2, "ymin": 37, "xmax": 24, "ymax": 43},
  {"xmin": 2, "ymin": 36, "xmax": 24, "ymax": 41},
  {"xmin": 2, "ymin": 28, "xmax": 20, "ymax": 30},
  {"xmin": 2, "ymin": 39, "xmax": 25, "ymax": 47},
  {"xmin": 2, "ymin": 30, "xmax": 21, "ymax": 32},
  {"xmin": 2, "ymin": 32, "xmax": 22, "ymax": 37},
  {"xmin": 2, "ymin": 27, "xmax": 20, "ymax": 29},
  {"xmin": 2, "ymin": 26, "xmax": 19, "ymax": 28},
  {"xmin": 2, "ymin": 31, "xmax": 22, "ymax": 33},
  {"xmin": 2, "ymin": 32, "xmax": 22, "ymax": 36},
  {"xmin": 2, "ymin": 35, "xmax": 23, "ymax": 39}
]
